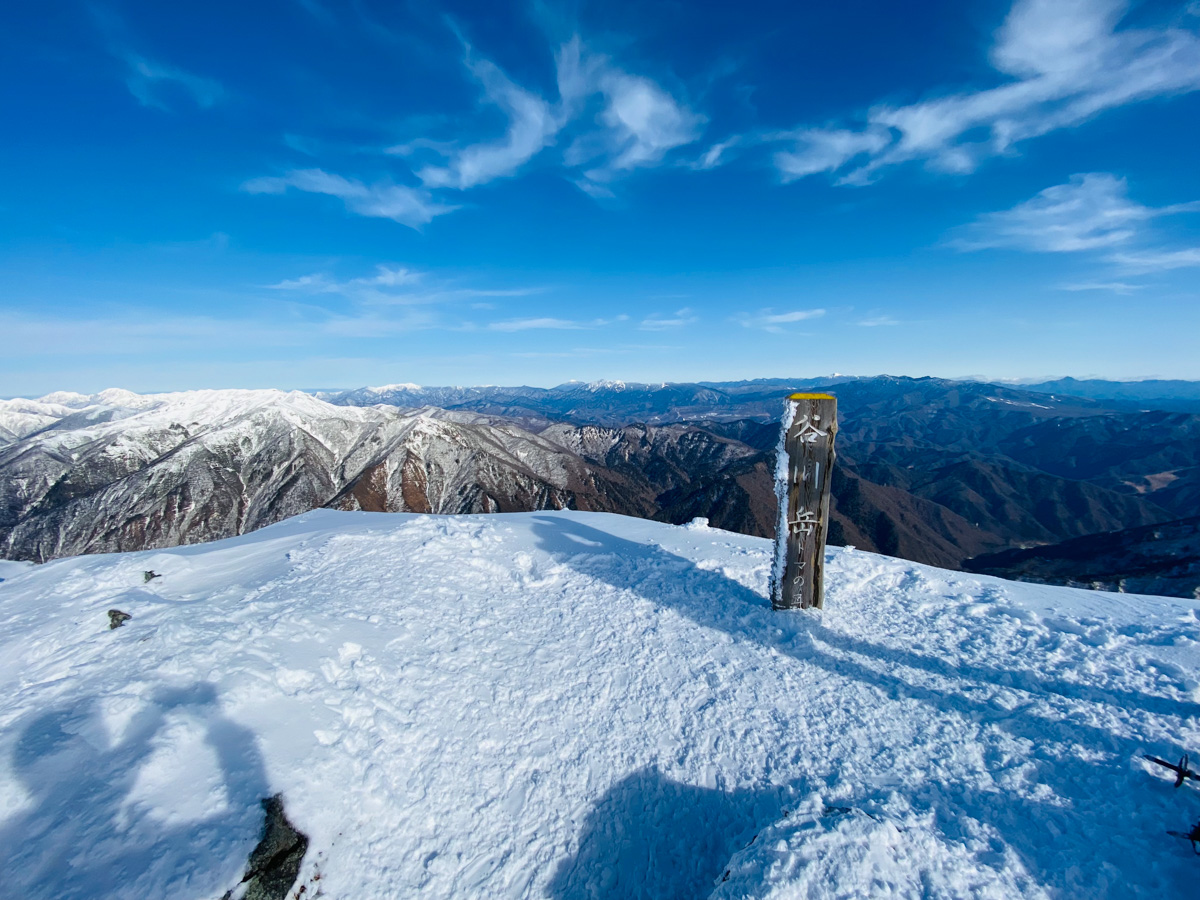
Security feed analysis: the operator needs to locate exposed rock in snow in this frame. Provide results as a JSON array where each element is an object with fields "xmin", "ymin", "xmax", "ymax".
[
  {"xmin": 223, "ymin": 795, "xmax": 308, "ymax": 900},
  {"xmin": 0, "ymin": 510, "xmax": 1196, "ymax": 899}
]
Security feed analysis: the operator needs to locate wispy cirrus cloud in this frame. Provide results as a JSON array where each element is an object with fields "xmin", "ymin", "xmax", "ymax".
[
  {"xmin": 242, "ymin": 169, "xmax": 455, "ymax": 229},
  {"xmin": 558, "ymin": 37, "xmax": 705, "ymax": 192},
  {"xmin": 91, "ymin": 6, "xmax": 224, "ymax": 112},
  {"xmin": 685, "ymin": 138, "xmax": 740, "ymax": 171},
  {"xmin": 268, "ymin": 265, "xmax": 423, "ymax": 295},
  {"xmin": 1109, "ymin": 247, "xmax": 1200, "ymax": 272},
  {"xmin": 858, "ymin": 315, "xmax": 899, "ymax": 327},
  {"xmin": 639, "ymin": 308, "xmax": 697, "ymax": 331},
  {"xmin": 405, "ymin": 35, "xmax": 704, "ymax": 195},
  {"xmin": 772, "ymin": 0, "xmax": 1200, "ymax": 183},
  {"xmin": 266, "ymin": 265, "xmax": 547, "ymax": 309},
  {"xmin": 0, "ymin": 303, "xmax": 439, "ymax": 360},
  {"xmin": 948, "ymin": 173, "xmax": 1197, "ymax": 252},
  {"xmin": 407, "ymin": 56, "xmax": 560, "ymax": 190},
  {"xmin": 484, "ymin": 314, "xmax": 627, "ymax": 332},
  {"xmin": 737, "ymin": 308, "xmax": 826, "ymax": 333},
  {"xmin": 123, "ymin": 55, "xmax": 224, "ymax": 110},
  {"xmin": 774, "ymin": 128, "xmax": 890, "ymax": 182},
  {"xmin": 1058, "ymin": 281, "xmax": 1145, "ymax": 293},
  {"xmin": 248, "ymin": 34, "xmax": 701, "ymax": 225},
  {"xmin": 954, "ymin": 172, "xmax": 1200, "ymax": 274}
]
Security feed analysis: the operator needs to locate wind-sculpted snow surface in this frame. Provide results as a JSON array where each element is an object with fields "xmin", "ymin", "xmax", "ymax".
[{"xmin": 0, "ymin": 511, "xmax": 1197, "ymax": 899}]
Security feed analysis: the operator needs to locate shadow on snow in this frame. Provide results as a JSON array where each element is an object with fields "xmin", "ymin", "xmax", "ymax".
[
  {"xmin": 545, "ymin": 767, "xmax": 785, "ymax": 900},
  {"xmin": 0, "ymin": 682, "xmax": 268, "ymax": 900},
  {"xmin": 530, "ymin": 514, "xmax": 1195, "ymax": 899}
]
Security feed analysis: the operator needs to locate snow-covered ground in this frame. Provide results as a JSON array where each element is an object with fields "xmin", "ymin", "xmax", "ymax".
[{"xmin": 0, "ymin": 510, "xmax": 1197, "ymax": 899}]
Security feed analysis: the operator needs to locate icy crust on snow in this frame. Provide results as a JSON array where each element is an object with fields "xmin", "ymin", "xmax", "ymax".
[{"xmin": 1, "ymin": 511, "xmax": 1198, "ymax": 900}]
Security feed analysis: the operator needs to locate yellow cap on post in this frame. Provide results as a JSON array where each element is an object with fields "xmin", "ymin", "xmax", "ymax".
[{"xmin": 787, "ymin": 392, "xmax": 836, "ymax": 400}]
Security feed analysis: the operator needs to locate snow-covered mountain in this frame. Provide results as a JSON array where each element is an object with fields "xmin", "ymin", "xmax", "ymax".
[
  {"xmin": 5, "ymin": 381, "xmax": 1194, "ymax": 589},
  {"xmin": 323, "ymin": 377, "xmax": 859, "ymax": 426},
  {"xmin": 0, "ymin": 390, "xmax": 648, "ymax": 561},
  {"xmin": 1, "ymin": 510, "xmax": 1196, "ymax": 899}
]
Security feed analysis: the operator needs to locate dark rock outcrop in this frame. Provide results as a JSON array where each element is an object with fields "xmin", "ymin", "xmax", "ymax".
[{"xmin": 223, "ymin": 794, "xmax": 309, "ymax": 900}]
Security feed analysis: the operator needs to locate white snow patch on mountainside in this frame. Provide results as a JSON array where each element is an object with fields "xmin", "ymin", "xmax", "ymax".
[
  {"xmin": 365, "ymin": 383, "xmax": 422, "ymax": 393},
  {"xmin": 0, "ymin": 511, "xmax": 1197, "ymax": 899}
]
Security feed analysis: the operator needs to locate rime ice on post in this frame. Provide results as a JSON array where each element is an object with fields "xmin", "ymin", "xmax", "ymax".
[{"xmin": 770, "ymin": 393, "xmax": 838, "ymax": 610}]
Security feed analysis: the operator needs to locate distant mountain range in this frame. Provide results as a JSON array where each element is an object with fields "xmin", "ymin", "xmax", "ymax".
[
  {"xmin": 3, "ymin": 376, "xmax": 1197, "ymax": 597},
  {"xmin": 317, "ymin": 377, "xmax": 860, "ymax": 426},
  {"xmin": 1015, "ymin": 377, "xmax": 1200, "ymax": 413}
]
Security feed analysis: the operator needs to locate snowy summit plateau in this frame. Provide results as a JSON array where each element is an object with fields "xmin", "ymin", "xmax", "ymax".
[{"xmin": 1, "ymin": 509, "xmax": 1197, "ymax": 898}]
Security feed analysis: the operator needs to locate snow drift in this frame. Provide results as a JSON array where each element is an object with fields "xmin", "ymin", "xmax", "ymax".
[{"xmin": 0, "ymin": 510, "xmax": 1197, "ymax": 899}]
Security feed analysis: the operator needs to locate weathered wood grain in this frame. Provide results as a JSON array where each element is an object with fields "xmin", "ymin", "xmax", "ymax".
[{"xmin": 772, "ymin": 393, "xmax": 838, "ymax": 610}]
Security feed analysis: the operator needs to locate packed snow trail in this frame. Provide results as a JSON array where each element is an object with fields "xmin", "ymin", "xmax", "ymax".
[{"xmin": 0, "ymin": 511, "xmax": 1197, "ymax": 899}]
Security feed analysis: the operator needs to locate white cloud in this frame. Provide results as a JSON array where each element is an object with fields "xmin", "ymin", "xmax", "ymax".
[
  {"xmin": 954, "ymin": 172, "xmax": 1200, "ymax": 274},
  {"xmin": 572, "ymin": 178, "xmax": 615, "ymax": 199},
  {"xmin": 952, "ymin": 173, "xmax": 1167, "ymax": 252},
  {"xmin": 458, "ymin": 287, "xmax": 546, "ymax": 298},
  {"xmin": 242, "ymin": 169, "xmax": 455, "ymax": 229},
  {"xmin": 687, "ymin": 137, "xmax": 739, "ymax": 171},
  {"xmin": 268, "ymin": 273, "xmax": 334, "ymax": 292},
  {"xmin": 123, "ymin": 55, "xmax": 223, "ymax": 111},
  {"xmin": 0, "ymin": 306, "xmax": 437, "ymax": 358},
  {"xmin": 639, "ymin": 308, "xmax": 697, "ymax": 331},
  {"xmin": 364, "ymin": 266, "xmax": 423, "ymax": 288},
  {"xmin": 268, "ymin": 266, "xmax": 423, "ymax": 295},
  {"xmin": 485, "ymin": 316, "xmax": 616, "ymax": 332},
  {"xmin": 264, "ymin": 265, "xmax": 547, "ymax": 310},
  {"xmin": 1058, "ymin": 281, "xmax": 1145, "ymax": 293},
  {"xmin": 1, "ymin": 263, "xmax": 557, "ymax": 368},
  {"xmin": 557, "ymin": 37, "xmax": 705, "ymax": 191},
  {"xmin": 858, "ymin": 315, "xmax": 899, "ymax": 327},
  {"xmin": 595, "ymin": 72, "xmax": 704, "ymax": 172},
  {"xmin": 318, "ymin": 309, "xmax": 438, "ymax": 337},
  {"xmin": 737, "ymin": 308, "xmax": 826, "ymax": 333},
  {"xmin": 389, "ymin": 36, "xmax": 701, "ymax": 200},
  {"xmin": 244, "ymin": 36, "xmax": 702, "ymax": 226},
  {"xmin": 774, "ymin": 128, "xmax": 889, "ymax": 182},
  {"xmin": 416, "ymin": 58, "xmax": 560, "ymax": 190},
  {"xmin": 953, "ymin": 173, "xmax": 1200, "ymax": 253},
  {"xmin": 773, "ymin": 0, "xmax": 1200, "ymax": 182},
  {"xmin": 1109, "ymin": 246, "xmax": 1200, "ymax": 272}
]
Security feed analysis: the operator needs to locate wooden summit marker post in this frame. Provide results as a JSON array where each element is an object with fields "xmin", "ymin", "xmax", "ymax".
[{"xmin": 771, "ymin": 393, "xmax": 837, "ymax": 610}]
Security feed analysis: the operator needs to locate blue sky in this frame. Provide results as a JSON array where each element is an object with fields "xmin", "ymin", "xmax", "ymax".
[{"xmin": 3, "ymin": 0, "xmax": 1200, "ymax": 394}]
